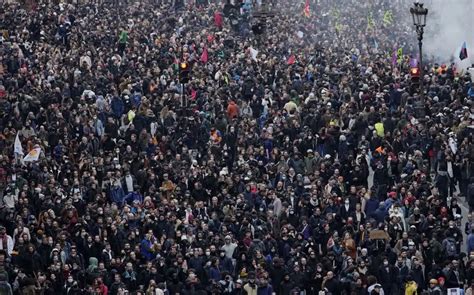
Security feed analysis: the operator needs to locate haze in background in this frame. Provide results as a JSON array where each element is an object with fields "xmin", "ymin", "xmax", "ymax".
[{"xmin": 422, "ymin": 0, "xmax": 474, "ymax": 68}]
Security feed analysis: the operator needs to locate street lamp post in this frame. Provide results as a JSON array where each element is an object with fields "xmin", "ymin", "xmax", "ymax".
[
  {"xmin": 410, "ymin": 2, "xmax": 428, "ymax": 95},
  {"xmin": 252, "ymin": 0, "xmax": 275, "ymax": 39}
]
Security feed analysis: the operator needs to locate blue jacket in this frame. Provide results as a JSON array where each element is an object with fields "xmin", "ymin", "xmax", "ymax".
[
  {"xmin": 140, "ymin": 238, "xmax": 155, "ymax": 261},
  {"xmin": 110, "ymin": 185, "xmax": 125, "ymax": 205},
  {"xmin": 467, "ymin": 233, "xmax": 474, "ymax": 254},
  {"xmin": 373, "ymin": 206, "xmax": 387, "ymax": 224},
  {"xmin": 131, "ymin": 93, "xmax": 141, "ymax": 108},
  {"xmin": 111, "ymin": 96, "xmax": 124, "ymax": 118},
  {"xmin": 257, "ymin": 285, "xmax": 273, "ymax": 295},
  {"xmin": 208, "ymin": 266, "xmax": 221, "ymax": 282},
  {"xmin": 365, "ymin": 198, "xmax": 379, "ymax": 217},
  {"xmin": 219, "ymin": 256, "xmax": 234, "ymax": 274},
  {"xmin": 468, "ymin": 86, "xmax": 474, "ymax": 98}
]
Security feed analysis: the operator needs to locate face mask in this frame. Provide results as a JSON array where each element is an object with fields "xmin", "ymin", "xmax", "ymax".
[
  {"xmin": 450, "ymin": 225, "xmax": 454, "ymax": 228},
  {"xmin": 205, "ymin": 252, "xmax": 210, "ymax": 256},
  {"xmin": 383, "ymin": 261, "xmax": 388, "ymax": 266},
  {"xmin": 220, "ymin": 253, "xmax": 225, "ymax": 257},
  {"xmin": 67, "ymin": 279, "xmax": 73, "ymax": 283}
]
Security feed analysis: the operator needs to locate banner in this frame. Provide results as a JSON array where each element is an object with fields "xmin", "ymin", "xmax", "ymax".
[
  {"xmin": 367, "ymin": 12, "xmax": 375, "ymax": 29},
  {"xmin": 249, "ymin": 47, "xmax": 258, "ymax": 61},
  {"xmin": 23, "ymin": 147, "xmax": 41, "ymax": 162},
  {"xmin": 383, "ymin": 10, "xmax": 393, "ymax": 25},
  {"xmin": 200, "ymin": 48, "xmax": 208, "ymax": 63},
  {"xmin": 397, "ymin": 47, "xmax": 403, "ymax": 64},
  {"xmin": 287, "ymin": 55, "xmax": 296, "ymax": 65},
  {"xmin": 14, "ymin": 133, "xmax": 24, "ymax": 156},
  {"xmin": 303, "ymin": 0, "xmax": 310, "ymax": 18}
]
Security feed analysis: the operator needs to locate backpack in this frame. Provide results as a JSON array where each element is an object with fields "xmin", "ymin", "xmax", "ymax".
[{"xmin": 444, "ymin": 238, "xmax": 457, "ymax": 257}]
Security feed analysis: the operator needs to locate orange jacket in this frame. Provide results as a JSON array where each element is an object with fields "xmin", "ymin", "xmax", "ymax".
[{"xmin": 227, "ymin": 101, "xmax": 239, "ymax": 119}]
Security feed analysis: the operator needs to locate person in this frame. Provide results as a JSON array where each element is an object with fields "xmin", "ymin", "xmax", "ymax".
[
  {"xmin": 367, "ymin": 280, "xmax": 385, "ymax": 295},
  {"xmin": 243, "ymin": 273, "xmax": 258, "ymax": 295},
  {"xmin": 466, "ymin": 279, "xmax": 474, "ymax": 295},
  {"xmin": 221, "ymin": 235, "xmax": 237, "ymax": 259},
  {"xmin": 227, "ymin": 101, "xmax": 239, "ymax": 120},
  {"xmin": 0, "ymin": 227, "xmax": 13, "ymax": 257},
  {"xmin": 0, "ymin": 273, "xmax": 12, "ymax": 295},
  {"xmin": 468, "ymin": 178, "xmax": 474, "ymax": 211},
  {"xmin": 427, "ymin": 279, "xmax": 442, "ymax": 295},
  {"xmin": 404, "ymin": 276, "xmax": 418, "ymax": 295},
  {"xmin": 378, "ymin": 257, "xmax": 398, "ymax": 295},
  {"xmin": 322, "ymin": 271, "xmax": 339, "ymax": 294},
  {"xmin": 468, "ymin": 229, "xmax": 474, "ymax": 255}
]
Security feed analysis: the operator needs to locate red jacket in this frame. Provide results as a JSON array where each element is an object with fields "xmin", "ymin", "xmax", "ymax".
[
  {"xmin": 214, "ymin": 12, "xmax": 223, "ymax": 28},
  {"xmin": 227, "ymin": 101, "xmax": 239, "ymax": 119}
]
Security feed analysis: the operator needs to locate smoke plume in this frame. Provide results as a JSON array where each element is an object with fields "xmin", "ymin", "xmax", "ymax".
[{"xmin": 421, "ymin": 0, "xmax": 474, "ymax": 68}]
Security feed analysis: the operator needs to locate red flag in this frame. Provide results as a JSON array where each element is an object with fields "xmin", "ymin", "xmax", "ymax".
[
  {"xmin": 191, "ymin": 89, "xmax": 197, "ymax": 100},
  {"xmin": 200, "ymin": 48, "xmax": 208, "ymax": 63},
  {"xmin": 207, "ymin": 34, "xmax": 215, "ymax": 43},
  {"xmin": 304, "ymin": 0, "xmax": 310, "ymax": 18},
  {"xmin": 173, "ymin": 57, "xmax": 180, "ymax": 71},
  {"xmin": 287, "ymin": 55, "xmax": 296, "ymax": 65},
  {"xmin": 214, "ymin": 12, "xmax": 223, "ymax": 28}
]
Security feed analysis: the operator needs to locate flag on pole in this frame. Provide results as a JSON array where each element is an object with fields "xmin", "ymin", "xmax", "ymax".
[
  {"xmin": 373, "ymin": 38, "xmax": 379, "ymax": 49},
  {"xmin": 249, "ymin": 47, "xmax": 258, "ymax": 61},
  {"xmin": 383, "ymin": 10, "xmax": 393, "ymax": 25},
  {"xmin": 128, "ymin": 110, "xmax": 136, "ymax": 122},
  {"xmin": 214, "ymin": 12, "xmax": 223, "ymax": 28},
  {"xmin": 207, "ymin": 34, "xmax": 215, "ymax": 43},
  {"xmin": 303, "ymin": 0, "xmax": 310, "ymax": 18},
  {"xmin": 200, "ymin": 47, "xmax": 208, "ymax": 63},
  {"xmin": 119, "ymin": 30, "xmax": 128, "ymax": 44},
  {"xmin": 23, "ymin": 147, "xmax": 41, "ymax": 162},
  {"xmin": 397, "ymin": 47, "xmax": 403, "ymax": 64},
  {"xmin": 409, "ymin": 57, "xmax": 418, "ymax": 67},
  {"xmin": 367, "ymin": 12, "xmax": 375, "ymax": 29},
  {"xmin": 173, "ymin": 57, "xmax": 180, "ymax": 72},
  {"xmin": 287, "ymin": 55, "xmax": 296, "ymax": 65},
  {"xmin": 14, "ymin": 132, "xmax": 24, "ymax": 156},
  {"xmin": 459, "ymin": 42, "xmax": 468, "ymax": 60}
]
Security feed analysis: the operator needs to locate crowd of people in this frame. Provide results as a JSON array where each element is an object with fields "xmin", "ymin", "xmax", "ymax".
[{"xmin": 0, "ymin": 0, "xmax": 474, "ymax": 294}]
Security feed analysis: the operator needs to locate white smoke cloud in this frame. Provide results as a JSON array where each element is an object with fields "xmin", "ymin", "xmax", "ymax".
[{"xmin": 421, "ymin": 0, "xmax": 474, "ymax": 68}]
